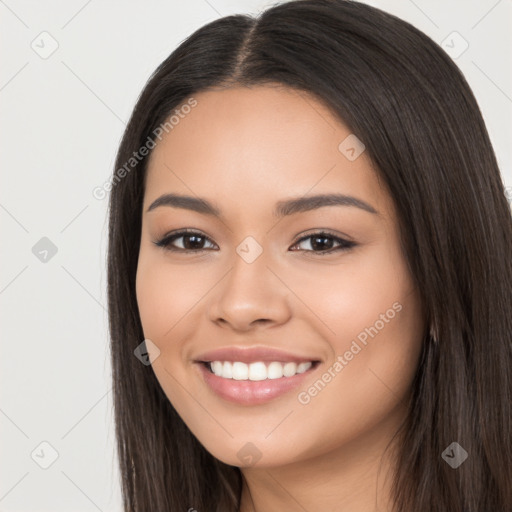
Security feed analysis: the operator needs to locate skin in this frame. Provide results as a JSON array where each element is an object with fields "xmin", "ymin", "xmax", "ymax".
[{"xmin": 136, "ymin": 84, "xmax": 425, "ymax": 512}]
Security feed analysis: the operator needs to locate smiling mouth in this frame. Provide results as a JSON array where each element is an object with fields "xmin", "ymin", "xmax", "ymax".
[
  {"xmin": 199, "ymin": 360, "xmax": 321, "ymax": 381},
  {"xmin": 195, "ymin": 358, "xmax": 321, "ymax": 406}
]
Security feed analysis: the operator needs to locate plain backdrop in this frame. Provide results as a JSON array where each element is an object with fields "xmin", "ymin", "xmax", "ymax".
[{"xmin": 1, "ymin": 1, "xmax": 511, "ymax": 510}]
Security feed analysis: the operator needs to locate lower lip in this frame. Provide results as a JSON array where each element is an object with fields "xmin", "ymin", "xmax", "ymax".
[{"xmin": 195, "ymin": 362, "xmax": 319, "ymax": 406}]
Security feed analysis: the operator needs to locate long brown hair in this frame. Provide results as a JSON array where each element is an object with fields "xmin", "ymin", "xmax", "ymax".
[{"xmin": 107, "ymin": 1, "xmax": 512, "ymax": 510}]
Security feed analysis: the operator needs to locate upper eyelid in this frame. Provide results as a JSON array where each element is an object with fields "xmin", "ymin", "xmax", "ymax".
[{"xmin": 160, "ymin": 229, "xmax": 216, "ymax": 245}]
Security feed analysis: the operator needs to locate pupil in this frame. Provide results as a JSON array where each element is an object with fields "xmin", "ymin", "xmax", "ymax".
[
  {"xmin": 312, "ymin": 235, "xmax": 333, "ymax": 251},
  {"xmin": 185, "ymin": 235, "xmax": 203, "ymax": 249}
]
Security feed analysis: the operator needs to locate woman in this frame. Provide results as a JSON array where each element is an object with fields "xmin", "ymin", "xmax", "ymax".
[{"xmin": 107, "ymin": 1, "xmax": 512, "ymax": 510}]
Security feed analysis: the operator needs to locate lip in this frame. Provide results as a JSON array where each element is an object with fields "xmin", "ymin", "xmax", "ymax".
[
  {"xmin": 194, "ymin": 346, "xmax": 321, "ymax": 364},
  {"xmin": 195, "ymin": 360, "xmax": 321, "ymax": 406}
]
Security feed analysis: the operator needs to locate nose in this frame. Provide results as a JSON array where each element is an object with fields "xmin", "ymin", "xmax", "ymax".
[{"xmin": 207, "ymin": 246, "xmax": 292, "ymax": 332}]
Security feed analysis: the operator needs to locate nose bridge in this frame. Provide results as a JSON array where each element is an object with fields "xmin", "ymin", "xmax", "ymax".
[
  {"xmin": 231, "ymin": 235, "xmax": 269, "ymax": 294},
  {"xmin": 207, "ymin": 235, "xmax": 290, "ymax": 329}
]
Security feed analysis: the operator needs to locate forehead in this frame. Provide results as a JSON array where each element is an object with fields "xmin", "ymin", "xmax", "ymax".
[{"xmin": 143, "ymin": 85, "xmax": 393, "ymax": 222}]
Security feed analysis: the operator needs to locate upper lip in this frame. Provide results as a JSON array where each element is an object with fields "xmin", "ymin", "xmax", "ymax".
[{"xmin": 194, "ymin": 346, "xmax": 321, "ymax": 364}]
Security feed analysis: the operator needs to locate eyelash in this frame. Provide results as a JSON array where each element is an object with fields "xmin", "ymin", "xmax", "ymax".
[{"xmin": 153, "ymin": 229, "xmax": 356, "ymax": 256}]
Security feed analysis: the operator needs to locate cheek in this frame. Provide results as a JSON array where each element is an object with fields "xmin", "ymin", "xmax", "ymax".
[
  {"xmin": 288, "ymin": 241, "xmax": 417, "ymax": 347},
  {"xmin": 283, "ymin": 286, "xmax": 422, "ymax": 462},
  {"xmin": 292, "ymin": 245, "xmax": 423, "ymax": 430},
  {"xmin": 135, "ymin": 255, "xmax": 205, "ymax": 409},
  {"xmin": 293, "ymin": 293, "xmax": 422, "ymax": 457},
  {"xmin": 135, "ymin": 252, "xmax": 209, "ymax": 340},
  {"xmin": 288, "ymin": 241, "xmax": 423, "ymax": 413},
  {"xmin": 135, "ymin": 264, "xmax": 171, "ymax": 340}
]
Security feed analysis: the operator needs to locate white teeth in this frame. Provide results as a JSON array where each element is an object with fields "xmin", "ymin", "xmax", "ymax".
[
  {"xmin": 211, "ymin": 361, "xmax": 223, "ymax": 375},
  {"xmin": 232, "ymin": 362, "xmax": 249, "ymax": 380},
  {"xmin": 209, "ymin": 360, "xmax": 313, "ymax": 380},
  {"xmin": 267, "ymin": 361, "xmax": 284, "ymax": 379},
  {"xmin": 248, "ymin": 362, "xmax": 267, "ymax": 381},
  {"xmin": 296, "ymin": 362, "xmax": 311, "ymax": 374},
  {"xmin": 283, "ymin": 362, "xmax": 297, "ymax": 377},
  {"xmin": 222, "ymin": 361, "xmax": 233, "ymax": 379}
]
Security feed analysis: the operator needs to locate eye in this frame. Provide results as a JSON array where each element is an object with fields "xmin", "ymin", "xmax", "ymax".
[
  {"xmin": 153, "ymin": 229, "xmax": 217, "ymax": 253},
  {"xmin": 289, "ymin": 230, "xmax": 356, "ymax": 255}
]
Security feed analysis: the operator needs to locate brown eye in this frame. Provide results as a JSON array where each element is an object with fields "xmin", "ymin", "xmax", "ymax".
[
  {"xmin": 290, "ymin": 231, "xmax": 356, "ymax": 255},
  {"xmin": 154, "ymin": 230, "xmax": 217, "ymax": 252}
]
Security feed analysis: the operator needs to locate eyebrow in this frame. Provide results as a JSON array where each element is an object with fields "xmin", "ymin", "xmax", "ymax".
[{"xmin": 146, "ymin": 193, "xmax": 379, "ymax": 217}]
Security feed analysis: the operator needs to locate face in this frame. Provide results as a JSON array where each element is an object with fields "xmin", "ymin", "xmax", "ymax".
[{"xmin": 136, "ymin": 84, "xmax": 424, "ymax": 468}]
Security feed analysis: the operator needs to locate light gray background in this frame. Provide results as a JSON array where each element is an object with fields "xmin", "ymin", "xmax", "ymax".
[{"xmin": 1, "ymin": 1, "xmax": 511, "ymax": 510}]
